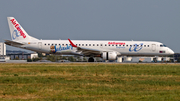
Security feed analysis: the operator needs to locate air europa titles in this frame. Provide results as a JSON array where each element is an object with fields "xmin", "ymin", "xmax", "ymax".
[
  {"xmin": 10, "ymin": 19, "xmax": 26, "ymax": 38},
  {"xmin": 108, "ymin": 42, "xmax": 125, "ymax": 45}
]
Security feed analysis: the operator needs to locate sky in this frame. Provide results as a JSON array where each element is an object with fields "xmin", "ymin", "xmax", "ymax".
[{"xmin": 0, "ymin": 0, "xmax": 180, "ymax": 52}]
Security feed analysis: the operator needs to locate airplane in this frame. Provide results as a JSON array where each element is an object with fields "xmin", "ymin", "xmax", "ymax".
[{"xmin": 5, "ymin": 17, "xmax": 174, "ymax": 62}]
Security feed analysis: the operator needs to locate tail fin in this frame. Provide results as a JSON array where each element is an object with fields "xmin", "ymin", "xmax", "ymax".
[{"xmin": 7, "ymin": 17, "xmax": 38, "ymax": 41}]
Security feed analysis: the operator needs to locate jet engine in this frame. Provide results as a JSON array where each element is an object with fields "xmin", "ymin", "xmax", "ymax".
[{"xmin": 102, "ymin": 52, "xmax": 117, "ymax": 60}]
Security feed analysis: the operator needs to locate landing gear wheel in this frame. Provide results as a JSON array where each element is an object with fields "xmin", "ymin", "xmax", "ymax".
[
  {"xmin": 153, "ymin": 58, "xmax": 157, "ymax": 63},
  {"xmin": 88, "ymin": 57, "xmax": 94, "ymax": 62}
]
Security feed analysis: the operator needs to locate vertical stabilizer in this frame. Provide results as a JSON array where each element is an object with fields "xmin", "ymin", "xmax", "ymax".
[{"xmin": 7, "ymin": 17, "xmax": 38, "ymax": 41}]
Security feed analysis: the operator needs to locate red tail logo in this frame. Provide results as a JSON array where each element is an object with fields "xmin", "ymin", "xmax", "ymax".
[{"xmin": 10, "ymin": 19, "xmax": 26, "ymax": 38}]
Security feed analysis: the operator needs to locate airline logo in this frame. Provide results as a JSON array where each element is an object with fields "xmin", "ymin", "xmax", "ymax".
[
  {"xmin": 50, "ymin": 45, "xmax": 73, "ymax": 53},
  {"xmin": 10, "ymin": 19, "xmax": 26, "ymax": 39},
  {"xmin": 129, "ymin": 43, "xmax": 143, "ymax": 52},
  {"xmin": 108, "ymin": 42, "xmax": 125, "ymax": 45}
]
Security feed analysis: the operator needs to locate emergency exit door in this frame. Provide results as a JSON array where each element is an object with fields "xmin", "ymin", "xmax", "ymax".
[{"xmin": 38, "ymin": 42, "xmax": 42, "ymax": 50}]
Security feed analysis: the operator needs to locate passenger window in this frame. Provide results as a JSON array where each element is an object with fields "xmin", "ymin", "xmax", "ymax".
[
  {"xmin": 109, "ymin": 44, "xmax": 111, "ymax": 46},
  {"xmin": 79, "ymin": 44, "xmax": 81, "ymax": 46},
  {"xmin": 97, "ymin": 44, "xmax": 99, "ymax": 46},
  {"xmin": 55, "ymin": 44, "xmax": 57, "ymax": 45},
  {"xmin": 144, "ymin": 45, "xmax": 146, "ymax": 47},
  {"xmin": 89, "ymin": 44, "xmax": 91, "ymax": 46},
  {"xmin": 105, "ymin": 44, "xmax": 107, "ymax": 46},
  {"xmin": 86, "ymin": 44, "xmax": 88, "ymax": 46},
  {"xmin": 126, "ymin": 45, "xmax": 128, "ymax": 47},
  {"xmin": 45, "ymin": 44, "xmax": 46, "ymax": 45},
  {"xmin": 59, "ymin": 44, "xmax": 61, "ymax": 46},
  {"xmin": 82, "ymin": 44, "xmax": 84, "ymax": 46},
  {"xmin": 52, "ymin": 44, "xmax": 54, "ymax": 45},
  {"xmin": 48, "ymin": 44, "xmax": 50, "ymax": 45},
  {"xmin": 148, "ymin": 45, "xmax": 149, "ymax": 47},
  {"xmin": 93, "ymin": 44, "xmax": 95, "ymax": 46}
]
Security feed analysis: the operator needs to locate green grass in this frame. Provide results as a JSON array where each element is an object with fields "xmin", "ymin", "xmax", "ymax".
[{"xmin": 0, "ymin": 63, "xmax": 180, "ymax": 100}]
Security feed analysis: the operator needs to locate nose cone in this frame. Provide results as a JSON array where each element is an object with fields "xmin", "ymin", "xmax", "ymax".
[{"xmin": 168, "ymin": 48, "xmax": 174, "ymax": 55}]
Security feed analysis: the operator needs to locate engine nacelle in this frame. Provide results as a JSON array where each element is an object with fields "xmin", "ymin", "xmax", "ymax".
[{"xmin": 102, "ymin": 52, "xmax": 117, "ymax": 60}]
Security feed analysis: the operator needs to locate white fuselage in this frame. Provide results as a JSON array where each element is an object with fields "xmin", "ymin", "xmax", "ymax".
[{"xmin": 20, "ymin": 40, "xmax": 174, "ymax": 56}]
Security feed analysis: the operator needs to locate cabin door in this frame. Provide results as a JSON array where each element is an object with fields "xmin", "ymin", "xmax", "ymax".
[
  {"xmin": 38, "ymin": 42, "xmax": 42, "ymax": 50},
  {"xmin": 152, "ymin": 44, "xmax": 156, "ymax": 51}
]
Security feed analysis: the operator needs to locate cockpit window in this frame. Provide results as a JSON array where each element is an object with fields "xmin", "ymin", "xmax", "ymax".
[{"xmin": 160, "ymin": 44, "xmax": 167, "ymax": 47}]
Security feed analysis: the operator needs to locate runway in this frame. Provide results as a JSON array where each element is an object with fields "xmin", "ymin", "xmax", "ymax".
[{"xmin": 1, "ymin": 61, "xmax": 180, "ymax": 64}]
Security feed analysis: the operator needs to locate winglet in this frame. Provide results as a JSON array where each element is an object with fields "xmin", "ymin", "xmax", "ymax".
[{"xmin": 68, "ymin": 39, "xmax": 77, "ymax": 47}]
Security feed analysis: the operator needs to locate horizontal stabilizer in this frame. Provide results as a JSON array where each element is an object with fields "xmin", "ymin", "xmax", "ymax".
[{"xmin": 4, "ymin": 40, "xmax": 24, "ymax": 46}]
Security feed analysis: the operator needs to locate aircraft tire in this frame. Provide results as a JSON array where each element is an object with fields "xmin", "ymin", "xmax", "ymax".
[
  {"xmin": 88, "ymin": 57, "xmax": 94, "ymax": 62},
  {"xmin": 153, "ymin": 58, "xmax": 157, "ymax": 63}
]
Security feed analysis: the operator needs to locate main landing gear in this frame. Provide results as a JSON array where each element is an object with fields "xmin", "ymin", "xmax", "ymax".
[
  {"xmin": 88, "ymin": 57, "xmax": 94, "ymax": 62},
  {"xmin": 153, "ymin": 57, "xmax": 157, "ymax": 63}
]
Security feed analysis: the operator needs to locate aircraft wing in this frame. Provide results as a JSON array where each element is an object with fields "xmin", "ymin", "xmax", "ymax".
[
  {"xmin": 4, "ymin": 40, "xmax": 24, "ymax": 46},
  {"xmin": 68, "ymin": 39, "xmax": 102, "ymax": 56}
]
